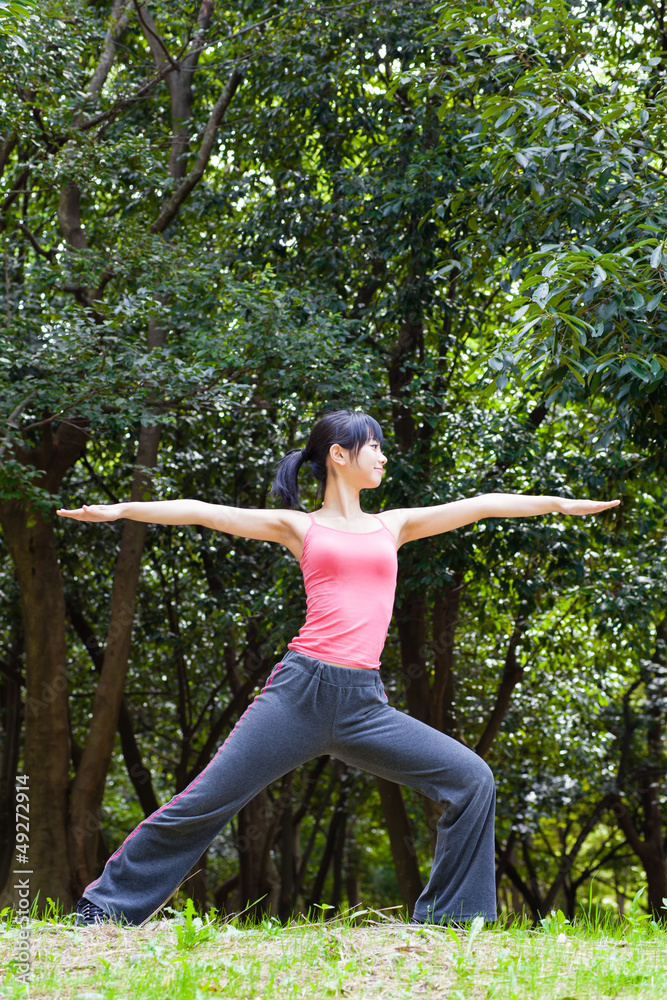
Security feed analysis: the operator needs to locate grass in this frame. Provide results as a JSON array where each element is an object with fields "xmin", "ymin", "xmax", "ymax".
[{"xmin": 1, "ymin": 896, "xmax": 667, "ymax": 999}]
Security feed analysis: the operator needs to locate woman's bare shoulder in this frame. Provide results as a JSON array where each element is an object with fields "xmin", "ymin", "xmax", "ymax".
[{"xmin": 374, "ymin": 508, "xmax": 410, "ymax": 547}]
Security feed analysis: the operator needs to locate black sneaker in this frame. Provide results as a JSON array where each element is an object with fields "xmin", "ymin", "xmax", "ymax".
[{"xmin": 74, "ymin": 897, "xmax": 114, "ymax": 926}]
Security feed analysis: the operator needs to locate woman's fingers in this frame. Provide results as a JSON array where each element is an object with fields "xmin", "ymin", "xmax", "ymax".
[
  {"xmin": 56, "ymin": 505, "xmax": 118, "ymax": 521},
  {"xmin": 57, "ymin": 507, "xmax": 91, "ymax": 520},
  {"xmin": 561, "ymin": 498, "xmax": 621, "ymax": 516}
]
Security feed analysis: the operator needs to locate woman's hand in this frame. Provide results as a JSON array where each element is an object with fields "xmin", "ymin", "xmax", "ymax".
[
  {"xmin": 556, "ymin": 498, "xmax": 621, "ymax": 516},
  {"xmin": 57, "ymin": 504, "xmax": 124, "ymax": 522}
]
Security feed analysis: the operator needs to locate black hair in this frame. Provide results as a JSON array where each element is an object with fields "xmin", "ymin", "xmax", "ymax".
[{"xmin": 271, "ymin": 409, "xmax": 384, "ymax": 508}]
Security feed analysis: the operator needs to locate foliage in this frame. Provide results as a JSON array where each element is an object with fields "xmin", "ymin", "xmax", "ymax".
[
  {"xmin": 0, "ymin": 0, "xmax": 39, "ymax": 51},
  {"xmin": 416, "ymin": 1, "xmax": 667, "ymax": 442}
]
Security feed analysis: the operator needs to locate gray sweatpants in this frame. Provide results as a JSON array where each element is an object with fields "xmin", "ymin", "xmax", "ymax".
[{"xmin": 85, "ymin": 651, "xmax": 497, "ymax": 925}]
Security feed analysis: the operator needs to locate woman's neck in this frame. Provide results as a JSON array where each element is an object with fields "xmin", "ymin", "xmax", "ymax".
[{"xmin": 320, "ymin": 480, "xmax": 364, "ymax": 520}]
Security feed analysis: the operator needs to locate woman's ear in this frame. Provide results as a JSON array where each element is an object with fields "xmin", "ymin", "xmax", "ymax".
[{"xmin": 329, "ymin": 443, "xmax": 346, "ymax": 467}]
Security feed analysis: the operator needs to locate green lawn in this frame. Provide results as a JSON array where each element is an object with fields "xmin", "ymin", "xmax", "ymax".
[{"xmin": 2, "ymin": 905, "xmax": 666, "ymax": 999}]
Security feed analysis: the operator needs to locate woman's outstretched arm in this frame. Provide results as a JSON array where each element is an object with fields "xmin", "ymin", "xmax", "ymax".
[
  {"xmin": 57, "ymin": 500, "xmax": 307, "ymax": 552},
  {"xmin": 388, "ymin": 493, "xmax": 620, "ymax": 547}
]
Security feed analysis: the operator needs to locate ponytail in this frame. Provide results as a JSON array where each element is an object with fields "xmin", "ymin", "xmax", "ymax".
[{"xmin": 270, "ymin": 448, "xmax": 308, "ymax": 507}]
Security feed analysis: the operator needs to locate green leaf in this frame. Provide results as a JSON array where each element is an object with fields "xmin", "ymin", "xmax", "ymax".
[
  {"xmin": 626, "ymin": 360, "xmax": 651, "ymax": 382},
  {"xmin": 532, "ymin": 282, "xmax": 550, "ymax": 306},
  {"xmin": 496, "ymin": 107, "xmax": 518, "ymax": 129}
]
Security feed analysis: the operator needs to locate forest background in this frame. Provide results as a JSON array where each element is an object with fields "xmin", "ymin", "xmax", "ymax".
[{"xmin": 1, "ymin": 0, "xmax": 666, "ymax": 925}]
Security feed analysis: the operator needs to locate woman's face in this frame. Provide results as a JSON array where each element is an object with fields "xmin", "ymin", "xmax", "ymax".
[
  {"xmin": 327, "ymin": 436, "xmax": 387, "ymax": 489},
  {"xmin": 352, "ymin": 437, "xmax": 387, "ymax": 488}
]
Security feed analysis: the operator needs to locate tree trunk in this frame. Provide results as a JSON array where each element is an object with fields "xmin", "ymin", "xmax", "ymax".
[
  {"xmin": 431, "ymin": 580, "xmax": 462, "ymax": 735},
  {"xmin": 183, "ymin": 849, "xmax": 209, "ymax": 913},
  {"xmin": 375, "ymin": 777, "xmax": 423, "ymax": 913},
  {"xmin": 396, "ymin": 592, "xmax": 429, "ymax": 723},
  {"xmin": 66, "ymin": 601, "xmax": 160, "ymax": 817},
  {"xmin": 643, "ymin": 846, "xmax": 667, "ymax": 920},
  {"xmin": 307, "ymin": 773, "xmax": 350, "ymax": 912},
  {"xmin": 396, "ymin": 584, "xmax": 464, "ymax": 855},
  {"xmin": 0, "ymin": 505, "xmax": 72, "ymax": 910},
  {"xmin": 331, "ymin": 804, "xmax": 347, "ymax": 910},
  {"xmin": 278, "ymin": 771, "xmax": 295, "ymax": 921},
  {"xmin": 67, "ymin": 420, "xmax": 163, "ymax": 893},
  {"xmin": 346, "ymin": 868, "xmax": 361, "ymax": 911},
  {"xmin": 475, "ymin": 620, "xmax": 526, "ymax": 757},
  {"xmin": 0, "ymin": 418, "xmax": 87, "ymax": 911},
  {"xmin": 236, "ymin": 787, "xmax": 280, "ymax": 920},
  {"xmin": 609, "ymin": 619, "xmax": 667, "ymax": 921}
]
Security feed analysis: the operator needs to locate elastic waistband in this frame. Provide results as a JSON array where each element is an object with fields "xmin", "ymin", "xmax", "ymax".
[{"xmin": 280, "ymin": 650, "xmax": 381, "ymax": 686}]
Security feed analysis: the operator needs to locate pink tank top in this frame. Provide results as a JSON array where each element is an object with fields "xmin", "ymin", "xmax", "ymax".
[{"xmin": 288, "ymin": 513, "xmax": 398, "ymax": 670}]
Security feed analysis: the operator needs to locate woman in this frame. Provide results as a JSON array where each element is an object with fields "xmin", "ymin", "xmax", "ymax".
[{"xmin": 58, "ymin": 410, "xmax": 619, "ymax": 926}]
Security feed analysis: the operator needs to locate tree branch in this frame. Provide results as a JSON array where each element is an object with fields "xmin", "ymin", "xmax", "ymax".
[
  {"xmin": 93, "ymin": 265, "xmax": 115, "ymax": 301},
  {"xmin": 133, "ymin": 0, "xmax": 179, "ymax": 74},
  {"xmin": 500, "ymin": 855, "xmax": 541, "ymax": 919},
  {"xmin": 542, "ymin": 793, "xmax": 613, "ymax": 911},
  {"xmin": 647, "ymin": 163, "xmax": 667, "ymax": 181},
  {"xmin": 17, "ymin": 223, "xmax": 56, "ymax": 262},
  {"xmin": 57, "ymin": 181, "xmax": 88, "ymax": 250},
  {"xmin": 150, "ymin": 66, "xmax": 242, "ymax": 234},
  {"xmin": 0, "ymin": 390, "xmax": 38, "ymax": 462},
  {"xmin": 80, "ymin": 66, "xmax": 176, "ymax": 133},
  {"xmin": 475, "ymin": 618, "xmax": 526, "ymax": 757},
  {"xmin": 187, "ymin": 665, "xmax": 272, "ymax": 780},
  {"xmin": 87, "ymin": 0, "xmax": 131, "ymax": 98},
  {"xmin": 180, "ymin": 0, "xmax": 214, "ymax": 77},
  {"xmin": 0, "ymin": 134, "xmax": 17, "ymax": 179},
  {"xmin": 608, "ymin": 792, "xmax": 646, "ymax": 863},
  {"xmin": 79, "ymin": 2, "xmax": 368, "ymax": 138}
]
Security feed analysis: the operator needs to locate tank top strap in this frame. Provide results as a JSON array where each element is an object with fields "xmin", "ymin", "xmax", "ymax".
[{"xmin": 370, "ymin": 513, "xmax": 394, "ymax": 538}]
